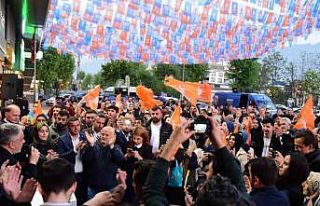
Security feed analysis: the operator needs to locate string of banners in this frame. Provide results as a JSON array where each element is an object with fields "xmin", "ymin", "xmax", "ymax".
[{"xmin": 43, "ymin": 0, "xmax": 320, "ymax": 64}]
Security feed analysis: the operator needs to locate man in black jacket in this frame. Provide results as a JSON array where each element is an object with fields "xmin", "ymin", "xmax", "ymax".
[
  {"xmin": 55, "ymin": 117, "xmax": 87, "ymax": 204},
  {"xmin": 0, "ymin": 123, "xmax": 40, "ymax": 205},
  {"xmin": 82, "ymin": 126, "xmax": 125, "ymax": 198},
  {"xmin": 294, "ymin": 129, "xmax": 320, "ymax": 172},
  {"xmin": 251, "ymin": 117, "xmax": 281, "ymax": 157},
  {"xmin": 145, "ymin": 106, "xmax": 172, "ymax": 155}
]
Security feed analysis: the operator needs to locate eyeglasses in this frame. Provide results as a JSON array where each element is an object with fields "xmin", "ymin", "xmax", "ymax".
[
  {"xmin": 37, "ymin": 119, "xmax": 46, "ymax": 122},
  {"xmin": 226, "ymin": 137, "xmax": 235, "ymax": 141}
]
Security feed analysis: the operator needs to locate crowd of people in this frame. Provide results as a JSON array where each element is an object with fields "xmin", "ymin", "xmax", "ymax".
[{"xmin": 0, "ymin": 95, "xmax": 319, "ymax": 206}]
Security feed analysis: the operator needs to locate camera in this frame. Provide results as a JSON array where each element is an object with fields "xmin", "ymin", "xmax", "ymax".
[{"xmin": 190, "ymin": 115, "xmax": 212, "ymax": 135}]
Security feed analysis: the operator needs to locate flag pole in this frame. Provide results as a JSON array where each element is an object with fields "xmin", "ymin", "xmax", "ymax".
[{"xmin": 33, "ymin": 28, "xmax": 38, "ymax": 103}]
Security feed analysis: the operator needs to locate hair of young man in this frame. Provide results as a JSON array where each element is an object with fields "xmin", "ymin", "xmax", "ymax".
[
  {"xmin": 85, "ymin": 109, "xmax": 97, "ymax": 115},
  {"xmin": 196, "ymin": 175, "xmax": 252, "ymax": 206},
  {"xmin": 294, "ymin": 129, "xmax": 318, "ymax": 149},
  {"xmin": 57, "ymin": 110, "xmax": 70, "ymax": 118},
  {"xmin": 261, "ymin": 117, "xmax": 274, "ymax": 126},
  {"xmin": 39, "ymin": 158, "xmax": 76, "ymax": 194},
  {"xmin": 133, "ymin": 160, "xmax": 155, "ymax": 197},
  {"xmin": 107, "ymin": 105, "xmax": 119, "ymax": 113},
  {"xmin": 248, "ymin": 157, "xmax": 278, "ymax": 186},
  {"xmin": 67, "ymin": 116, "xmax": 80, "ymax": 127}
]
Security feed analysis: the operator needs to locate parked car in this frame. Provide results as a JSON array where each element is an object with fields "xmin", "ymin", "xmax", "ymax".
[{"xmin": 45, "ymin": 97, "xmax": 55, "ymax": 106}]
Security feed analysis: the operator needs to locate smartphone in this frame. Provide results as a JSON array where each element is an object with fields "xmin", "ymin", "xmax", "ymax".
[
  {"xmin": 127, "ymin": 148, "xmax": 134, "ymax": 153},
  {"xmin": 194, "ymin": 124, "xmax": 207, "ymax": 134}
]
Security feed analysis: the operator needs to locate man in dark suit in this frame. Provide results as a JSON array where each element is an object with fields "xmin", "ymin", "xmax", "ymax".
[
  {"xmin": 56, "ymin": 116, "xmax": 87, "ymax": 204},
  {"xmin": 251, "ymin": 117, "xmax": 281, "ymax": 157},
  {"xmin": 278, "ymin": 117, "xmax": 295, "ymax": 155},
  {"xmin": 116, "ymin": 118, "xmax": 133, "ymax": 152},
  {"xmin": 0, "ymin": 123, "xmax": 40, "ymax": 205}
]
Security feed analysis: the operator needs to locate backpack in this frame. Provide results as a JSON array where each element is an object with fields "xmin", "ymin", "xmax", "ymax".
[{"xmin": 168, "ymin": 160, "xmax": 183, "ymax": 188}]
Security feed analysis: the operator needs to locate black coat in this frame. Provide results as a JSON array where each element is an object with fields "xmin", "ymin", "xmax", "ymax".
[
  {"xmin": 251, "ymin": 134, "xmax": 282, "ymax": 157},
  {"xmin": 277, "ymin": 180, "xmax": 304, "ymax": 206},
  {"xmin": 81, "ymin": 143, "xmax": 124, "ymax": 191},
  {"xmin": 55, "ymin": 133, "xmax": 86, "ymax": 166},
  {"xmin": 250, "ymin": 186, "xmax": 290, "ymax": 206},
  {"xmin": 305, "ymin": 149, "xmax": 320, "ymax": 172},
  {"xmin": 0, "ymin": 146, "xmax": 36, "ymax": 206},
  {"xmin": 146, "ymin": 120, "xmax": 173, "ymax": 149}
]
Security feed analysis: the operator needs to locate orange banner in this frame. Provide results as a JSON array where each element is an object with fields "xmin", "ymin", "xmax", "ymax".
[
  {"xmin": 136, "ymin": 85, "xmax": 162, "ymax": 110},
  {"xmin": 294, "ymin": 96, "xmax": 315, "ymax": 130},
  {"xmin": 83, "ymin": 85, "xmax": 100, "ymax": 111},
  {"xmin": 170, "ymin": 105, "xmax": 181, "ymax": 128},
  {"xmin": 164, "ymin": 76, "xmax": 212, "ymax": 105}
]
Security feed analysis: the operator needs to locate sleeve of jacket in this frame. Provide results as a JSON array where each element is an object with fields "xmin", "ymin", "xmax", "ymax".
[
  {"xmin": 144, "ymin": 157, "xmax": 170, "ymax": 206},
  {"xmin": 81, "ymin": 144, "xmax": 96, "ymax": 162},
  {"xmin": 56, "ymin": 138, "xmax": 76, "ymax": 163},
  {"xmin": 214, "ymin": 147, "xmax": 247, "ymax": 193},
  {"xmin": 111, "ymin": 145, "xmax": 125, "ymax": 163},
  {"xmin": 23, "ymin": 163, "xmax": 38, "ymax": 179}
]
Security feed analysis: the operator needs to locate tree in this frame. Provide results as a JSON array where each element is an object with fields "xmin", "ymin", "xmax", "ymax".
[
  {"xmin": 100, "ymin": 60, "xmax": 208, "ymax": 97},
  {"xmin": 261, "ymin": 52, "xmax": 287, "ymax": 83},
  {"xmin": 100, "ymin": 60, "xmax": 145, "ymax": 87},
  {"xmin": 82, "ymin": 73, "xmax": 94, "ymax": 90},
  {"xmin": 37, "ymin": 47, "xmax": 75, "ymax": 94},
  {"xmin": 93, "ymin": 71, "xmax": 103, "ymax": 86},
  {"xmin": 227, "ymin": 59, "xmax": 261, "ymax": 92},
  {"xmin": 303, "ymin": 70, "xmax": 320, "ymax": 96},
  {"xmin": 78, "ymin": 71, "xmax": 86, "ymax": 80}
]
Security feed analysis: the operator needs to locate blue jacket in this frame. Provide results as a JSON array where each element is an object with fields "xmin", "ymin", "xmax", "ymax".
[
  {"xmin": 55, "ymin": 133, "xmax": 86, "ymax": 166},
  {"xmin": 81, "ymin": 143, "xmax": 125, "ymax": 191},
  {"xmin": 250, "ymin": 186, "xmax": 290, "ymax": 206}
]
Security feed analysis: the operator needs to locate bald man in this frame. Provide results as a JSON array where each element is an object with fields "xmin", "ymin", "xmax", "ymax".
[
  {"xmin": 82, "ymin": 126, "xmax": 125, "ymax": 198},
  {"xmin": 2, "ymin": 104, "xmax": 21, "ymax": 124}
]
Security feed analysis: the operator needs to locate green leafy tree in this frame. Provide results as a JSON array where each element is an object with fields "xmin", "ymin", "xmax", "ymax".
[
  {"xmin": 37, "ymin": 47, "xmax": 75, "ymax": 94},
  {"xmin": 93, "ymin": 71, "xmax": 103, "ymax": 86},
  {"xmin": 100, "ymin": 60, "xmax": 145, "ymax": 87},
  {"xmin": 303, "ymin": 70, "xmax": 320, "ymax": 95},
  {"xmin": 78, "ymin": 71, "xmax": 86, "ymax": 80},
  {"xmin": 82, "ymin": 73, "xmax": 94, "ymax": 90},
  {"xmin": 227, "ymin": 59, "xmax": 261, "ymax": 92}
]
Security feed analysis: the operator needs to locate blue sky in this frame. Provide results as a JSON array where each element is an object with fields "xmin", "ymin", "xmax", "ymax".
[{"xmin": 81, "ymin": 31, "xmax": 320, "ymax": 74}]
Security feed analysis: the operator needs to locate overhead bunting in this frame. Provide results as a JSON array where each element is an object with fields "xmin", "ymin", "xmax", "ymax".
[{"xmin": 43, "ymin": 0, "xmax": 320, "ymax": 64}]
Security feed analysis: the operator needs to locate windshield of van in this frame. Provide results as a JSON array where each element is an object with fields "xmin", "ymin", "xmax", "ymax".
[{"xmin": 254, "ymin": 95, "xmax": 276, "ymax": 110}]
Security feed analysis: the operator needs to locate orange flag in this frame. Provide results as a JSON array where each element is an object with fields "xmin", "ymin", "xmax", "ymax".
[
  {"xmin": 83, "ymin": 85, "xmax": 100, "ymax": 111},
  {"xmin": 164, "ymin": 76, "xmax": 198, "ymax": 105},
  {"xmin": 198, "ymin": 83, "xmax": 213, "ymax": 104},
  {"xmin": 294, "ymin": 96, "xmax": 315, "ymax": 130},
  {"xmin": 34, "ymin": 100, "xmax": 42, "ymax": 116},
  {"xmin": 170, "ymin": 105, "xmax": 181, "ymax": 128},
  {"xmin": 136, "ymin": 85, "xmax": 162, "ymax": 110},
  {"xmin": 164, "ymin": 76, "xmax": 212, "ymax": 105}
]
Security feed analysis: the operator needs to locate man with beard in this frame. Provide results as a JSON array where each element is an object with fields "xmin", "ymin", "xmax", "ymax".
[
  {"xmin": 49, "ymin": 110, "xmax": 69, "ymax": 140},
  {"xmin": 107, "ymin": 105, "xmax": 119, "ymax": 127},
  {"xmin": 85, "ymin": 113, "xmax": 107, "ymax": 141},
  {"xmin": 251, "ymin": 117, "xmax": 281, "ymax": 157},
  {"xmin": 146, "ymin": 106, "xmax": 173, "ymax": 154},
  {"xmin": 81, "ymin": 109, "xmax": 97, "ymax": 130}
]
